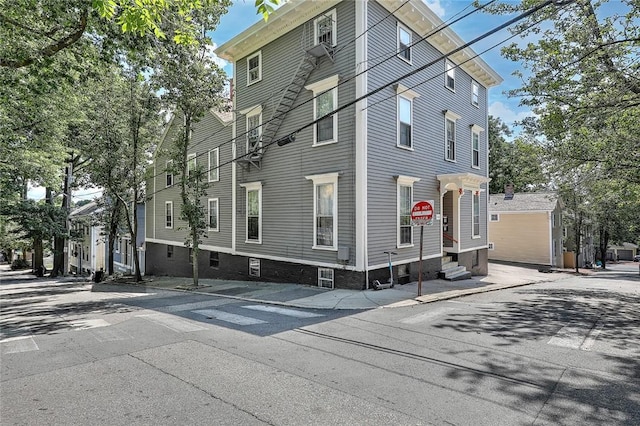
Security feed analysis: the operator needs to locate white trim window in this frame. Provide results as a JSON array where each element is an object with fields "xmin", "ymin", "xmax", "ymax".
[
  {"xmin": 165, "ymin": 201, "xmax": 173, "ymax": 229},
  {"xmin": 165, "ymin": 160, "xmax": 173, "ymax": 187},
  {"xmin": 247, "ymin": 51, "xmax": 262, "ymax": 85},
  {"xmin": 240, "ymin": 182, "xmax": 262, "ymax": 243},
  {"xmin": 445, "ymin": 61, "xmax": 455, "ymax": 91},
  {"xmin": 397, "ymin": 23, "xmax": 411, "ymax": 63},
  {"xmin": 472, "ymin": 192, "xmax": 480, "ymax": 238},
  {"xmin": 306, "ymin": 173, "xmax": 339, "ymax": 250},
  {"xmin": 249, "ymin": 258, "xmax": 261, "ymax": 277},
  {"xmin": 471, "ymin": 125, "xmax": 484, "ymax": 169},
  {"xmin": 318, "ymin": 268, "xmax": 334, "ymax": 289},
  {"xmin": 208, "ymin": 198, "xmax": 219, "ymax": 232},
  {"xmin": 306, "ymin": 75, "xmax": 339, "ymax": 146},
  {"xmin": 396, "ymin": 175, "xmax": 420, "ymax": 247},
  {"xmin": 396, "ymin": 84, "xmax": 419, "ymax": 149},
  {"xmin": 187, "ymin": 153, "xmax": 197, "ymax": 177},
  {"xmin": 208, "ymin": 148, "xmax": 219, "ymax": 182},
  {"xmin": 444, "ymin": 110, "xmax": 460, "ymax": 162},
  {"xmin": 488, "ymin": 242, "xmax": 495, "ymax": 250},
  {"xmin": 490, "ymin": 213, "xmax": 499, "ymax": 222},
  {"xmin": 471, "ymin": 80, "xmax": 479, "ymax": 107},
  {"xmin": 247, "ymin": 110, "xmax": 262, "ymax": 154},
  {"xmin": 314, "ymin": 9, "xmax": 336, "ymax": 47}
]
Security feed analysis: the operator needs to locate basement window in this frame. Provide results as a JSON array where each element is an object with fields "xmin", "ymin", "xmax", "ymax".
[
  {"xmin": 318, "ymin": 268, "xmax": 334, "ymax": 289},
  {"xmin": 249, "ymin": 258, "xmax": 260, "ymax": 277}
]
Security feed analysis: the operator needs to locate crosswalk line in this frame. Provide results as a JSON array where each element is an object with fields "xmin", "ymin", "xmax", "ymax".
[
  {"xmin": 191, "ymin": 309, "xmax": 267, "ymax": 326},
  {"xmin": 69, "ymin": 319, "xmax": 110, "ymax": 330},
  {"xmin": 137, "ymin": 313, "xmax": 209, "ymax": 332},
  {"xmin": 1, "ymin": 336, "xmax": 39, "ymax": 354},
  {"xmin": 241, "ymin": 305, "xmax": 324, "ymax": 318},
  {"xmin": 156, "ymin": 299, "xmax": 231, "ymax": 313},
  {"xmin": 548, "ymin": 325, "xmax": 591, "ymax": 349},
  {"xmin": 400, "ymin": 307, "xmax": 455, "ymax": 324}
]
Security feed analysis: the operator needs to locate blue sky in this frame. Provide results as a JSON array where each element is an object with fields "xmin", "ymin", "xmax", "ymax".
[{"xmin": 210, "ymin": 0, "xmax": 535, "ymax": 130}]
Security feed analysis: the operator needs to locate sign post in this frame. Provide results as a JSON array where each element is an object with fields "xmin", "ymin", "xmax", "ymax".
[{"xmin": 411, "ymin": 200, "xmax": 434, "ymax": 297}]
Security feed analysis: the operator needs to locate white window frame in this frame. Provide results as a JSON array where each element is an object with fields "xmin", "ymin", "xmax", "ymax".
[
  {"xmin": 444, "ymin": 110, "xmax": 460, "ymax": 162},
  {"xmin": 246, "ymin": 108, "xmax": 262, "ymax": 155},
  {"xmin": 208, "ymin": 198, "xmax": 219, "ymax": 232},
  {"xmin": 165, "ymin": 160, "xmax": 173, "ymax": 187},
  {"xmin": 490, "ymin": 213, "xmax": 499, "ymax": 222},
  {"xmin": 306, "ymin": 172, "xmax": 339, "ymax": 251},
  {"xmin": 488, "ymin": 242, "xmax": 495, "ymax": 250},
  {"xmin": 395, "ymin": 84, "xmax": 419, "ymax": 150},
  {"xmin": 396, "ymin": 175, "xmax": 420, "ymax": 248},
  {"xmin": 318, "ymin": 268, "xmax": 335, "ymax": 289},
  {"xmin": 240, "ymin": 182, "xmax": 262, "ymax": 244},
  {"xmin": 165, "ymin": 201, "xmax": 173, "ymax": 229},
  {"xmin": 314, "ymin": 9, "xmax": 337, "ymax": 47},
  {"xmin": 249, "ymin": 258, "xmax": 260, "ymax": 277},
  {"xmin": 187, "ymin": 153, "xmax": 196, "ymax": 177},
  {"xmin": 472, "ymin": 192, "xmax": 481, "ymax": 238},
  {"xmin": 208, "ymin": 148, "xmax": 219, "ymax": 182},
  {"xmin": 306, "ymin": 75, "xmax": 339, "ymax": 146},
  {"xmin": 471, "ymin": 124, "xmax": 484, "ymax": 169},
  {"xmin": 445, "ymin": 60, "xmax": 455, "ymax": 91},
  {"xmin": 246, "ymin": 51, "xmax": 262, "ymax": 86},
  {"xmin": 471, "ymin": 80, "xmax": 479, "ymax": 107},
  {"xmin": 397, "ymin": 23, "xmax": 412, "ymax": 63}
]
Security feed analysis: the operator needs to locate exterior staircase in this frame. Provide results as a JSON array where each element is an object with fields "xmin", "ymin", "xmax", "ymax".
[
  {"xmin": 238, "ymin": 43, "xmax": 333, "ymax": 170},
  {"xmin": 439, "ymin": 254, "xmax": 471, "ymax": 281}
]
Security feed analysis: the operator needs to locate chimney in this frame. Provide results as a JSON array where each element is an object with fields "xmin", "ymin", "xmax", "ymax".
[{"xmin": 504, "ymin": 183, "xmax": 514, "ymax": 200}]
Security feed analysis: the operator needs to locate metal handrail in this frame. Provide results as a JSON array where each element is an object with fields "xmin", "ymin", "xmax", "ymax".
[{"xmin": 443, "ymin": 232, "xmax": 458, "ymax": 243}]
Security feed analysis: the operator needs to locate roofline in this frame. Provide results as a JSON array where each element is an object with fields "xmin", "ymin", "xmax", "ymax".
[{"xmin": 214, "ymin": 0, "xmax": 502, "ymax": 88}]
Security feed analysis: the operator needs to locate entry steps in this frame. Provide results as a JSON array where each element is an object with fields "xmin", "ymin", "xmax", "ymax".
[{"xmin": 439, "ymin": 255, "xmax": 471, "ymax": 281}]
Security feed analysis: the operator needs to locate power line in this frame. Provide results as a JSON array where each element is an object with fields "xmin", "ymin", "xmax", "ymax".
[
  {"xmin": 144, "ymin": 0, "xmax": 559, "ymax": 200},
  {"xmin": 148, "ymin": 0, "xmax": 493, "ymax": 184}
]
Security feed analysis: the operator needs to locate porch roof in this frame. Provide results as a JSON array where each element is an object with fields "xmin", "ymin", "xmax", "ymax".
[{"xmin": 437, "ymin": 173, "xmax": 490, "ymax": 193}]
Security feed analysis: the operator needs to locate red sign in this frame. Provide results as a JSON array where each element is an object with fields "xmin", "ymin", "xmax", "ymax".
[{"xmin": 411, "ymin": 200, "xmax": 434, "ymax": 225}]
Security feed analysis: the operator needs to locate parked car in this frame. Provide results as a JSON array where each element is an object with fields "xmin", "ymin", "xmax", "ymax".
[{"xmin": 633, "ymin": 254, "xmax": 640, "ymax": 262}]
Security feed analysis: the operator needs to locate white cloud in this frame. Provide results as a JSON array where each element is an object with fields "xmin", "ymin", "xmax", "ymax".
[
  {"xmin": 488, "ymin": 101, "xmax": 534, "ymax": 127},
  {"xmin": 204, "ymin": 43, "xmax": 229, "ymax": 69},
  {"xmin": 422, "ymin": 0, "xmax": 446, "ymax": 18}
]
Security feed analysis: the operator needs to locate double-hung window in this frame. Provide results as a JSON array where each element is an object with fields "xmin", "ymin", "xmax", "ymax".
[
  {"xmin": 472, "ymin": 192, "xmax": 480, "ymax": 238},
  {"xmin": 471, "ymin": 124, "xmax": 484, "ymax": 169},
  {"xmin": 240, "ymin": 182, "xmax": 262, "ymax": 243},
  {"xmin": 165, "ymin": 201, "xmax": 173, "ymax": 229},
  {"xmin": 240, "ymin": 105, "xmax": 263, "ymax": 156},
  {"xmin": 187, "ymin": 153, "xmax": 197, "ymax": 178},
  {"xmin": 247, "ymin": 51, "xmax": 262, "ymax": 85},
  {"xmin": 165, "ymin": 160, "xmax": 173, "ymax": 187},
  {"xmin": 445, "ymin": 61, "xmax": 455, "ymax": 91},
  {"xmin": 306, "ymin": 173, "xmax": 339, "ymax": 250},
  {"xmin": 397, "ymin": 23, "xmax": 411, "ymax": 63},
  {"xmin": 444, "ymin": 110, "xmax": 460, "ymax": 162},
  {"xmin": 208, "ymin": 148, "xmax": 219, "ymax": 182},
  {"xmin": 208, "ymin": 198, "xmax": 219, "ymax": 232},
  {"xmin": 314, "ymin": 9, "xmax": 336, "ymax": 46},
  {"xmin": 395, "ymin": 84, "xmax": 419, "ymax": 149},
  {"xmin": 396, "ymin": 175, "xmax": 420, "ymax": 247},
  {"xmin": 306, "ymin": 75, "xmax": 339, "ymax": 146},
  {"xmin": 471, "ymin": 81, "xmax": 479, "ymax": 107}
]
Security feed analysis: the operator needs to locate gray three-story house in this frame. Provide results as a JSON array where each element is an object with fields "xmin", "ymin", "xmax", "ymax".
[{"xmin": 145, "ymin": 0, "xmax": 502, "ymax": 289}]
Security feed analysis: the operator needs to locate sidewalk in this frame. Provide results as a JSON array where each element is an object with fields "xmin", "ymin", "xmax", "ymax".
[{"xmin": 95, "ymin": 263, "xmax": 583, "ymax": 310}]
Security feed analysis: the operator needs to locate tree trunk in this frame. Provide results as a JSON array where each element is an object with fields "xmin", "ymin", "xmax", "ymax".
[
  {"xmin": 33, "ymin": 237, "xmax": 43, "ymax": 275},
  {"xmin": 192, "ymin": 228, "xmax": 199, "ymax": 287}
]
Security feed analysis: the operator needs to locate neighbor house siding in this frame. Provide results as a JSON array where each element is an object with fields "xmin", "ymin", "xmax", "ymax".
[{"xmin": 489, "ymin": 212, "xmax": 550, "ymax": 264}]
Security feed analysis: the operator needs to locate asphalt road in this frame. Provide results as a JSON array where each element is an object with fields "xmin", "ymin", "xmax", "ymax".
[{"xmin": 1, "ymin": 266, "xmax": 638, "ymax": 425}]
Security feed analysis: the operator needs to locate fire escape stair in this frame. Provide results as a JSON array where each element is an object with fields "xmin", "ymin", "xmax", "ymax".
[{"xmin": 237, "ymin": 43, "xmax": 333, "ymax": 170}]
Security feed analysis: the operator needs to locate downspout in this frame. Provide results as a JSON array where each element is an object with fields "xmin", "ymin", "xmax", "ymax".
[
  {"xmin": 355, "ymin": 0, "xmax": 368, "ymax": 288},
  {"xmin": 548, "ymin": 211, "xmax": 553, "ymax": 266}
]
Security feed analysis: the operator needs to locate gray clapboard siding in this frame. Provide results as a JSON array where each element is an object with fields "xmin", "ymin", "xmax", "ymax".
[
  {"xmin": 365, "ymin": 1, "xmax": 488, "ymax": 266},
  {"xmin": 233, "ymin": 1, "xmax": 358, "ymax": 265}
]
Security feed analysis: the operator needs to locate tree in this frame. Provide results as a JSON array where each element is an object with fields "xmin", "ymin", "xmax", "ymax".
[
  {"xmin": 0, "ymin": 0, "xmax": 279, "ymax": 69},
  {"xmin": 491, "ymin": 0, "xmax": 640, "ymax": 185},
  {"xmin": 154, "ymin": 41, "xmax": 227, "ymax": 287},
  {"xmin": 488, "ymin": 116, "xmax": 547, "ymax": 194}
]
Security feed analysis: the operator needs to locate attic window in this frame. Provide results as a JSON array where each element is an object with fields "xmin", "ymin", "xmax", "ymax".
[{"xmin": 247, "ymin": 51, "xmax": 262, "ymax": 85}]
